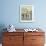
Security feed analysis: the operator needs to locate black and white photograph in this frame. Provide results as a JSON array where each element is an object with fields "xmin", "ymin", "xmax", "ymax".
[{"xmin": 20, "ymin": 5, "xmax": 34, "ymax": 22}]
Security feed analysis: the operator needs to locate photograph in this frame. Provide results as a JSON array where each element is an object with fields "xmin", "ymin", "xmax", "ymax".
[{"xmin": 20, "ymin": 5, "xmax": 34, "ymax": 22}]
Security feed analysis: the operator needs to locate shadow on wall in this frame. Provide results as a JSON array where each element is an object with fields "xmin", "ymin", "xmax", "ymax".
[{"xmin": 0, "ymin": 24, "xmax": 7, "ymax": 43}]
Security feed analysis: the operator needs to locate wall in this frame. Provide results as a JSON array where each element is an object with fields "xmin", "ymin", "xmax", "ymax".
[{"xmin": 0, "ymin": 0, "xmax": 46, "ymax": 29}]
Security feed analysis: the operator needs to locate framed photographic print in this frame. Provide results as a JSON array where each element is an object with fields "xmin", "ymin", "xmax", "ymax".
[{"xmin": 20, "ymin": 5, "xmax": 35, "ymax": 22}]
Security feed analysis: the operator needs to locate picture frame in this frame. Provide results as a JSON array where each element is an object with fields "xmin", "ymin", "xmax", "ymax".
[{"xmin": 20, "ymin": 5, "xmax": 35, "ymax": 22}]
